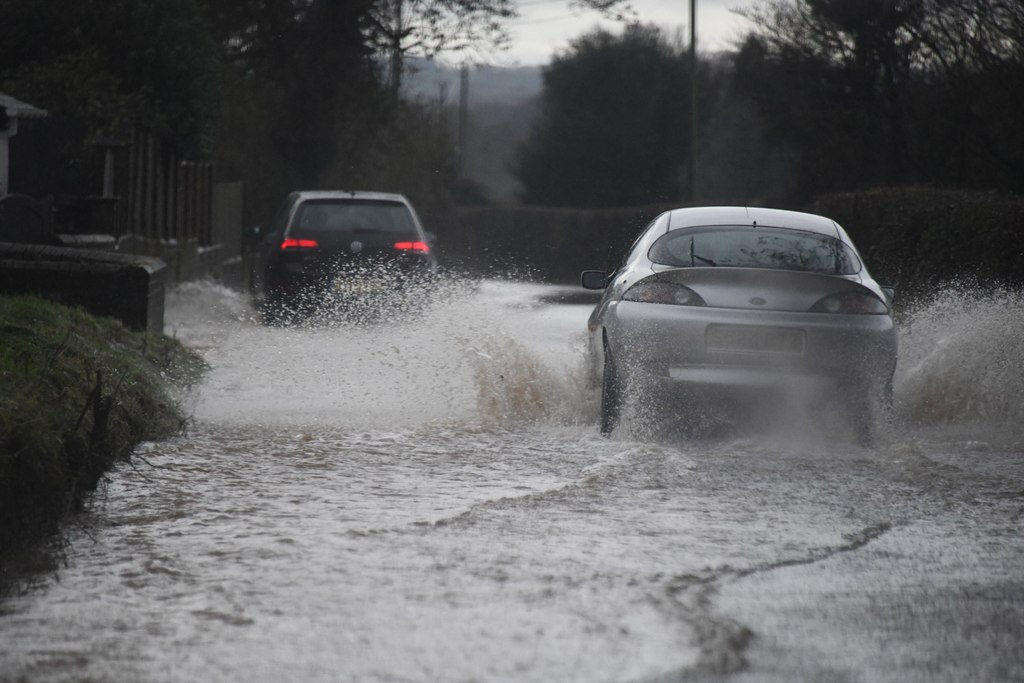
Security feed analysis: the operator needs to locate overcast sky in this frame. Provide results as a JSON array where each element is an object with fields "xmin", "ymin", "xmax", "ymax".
[{"xmin": 464, "ymin": 0, "xmax": 762, "ymax": 66}]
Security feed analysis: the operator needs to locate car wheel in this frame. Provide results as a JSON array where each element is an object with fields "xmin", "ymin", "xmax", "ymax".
[
  {"xmin": 260, "ymin": 289, "xmax": 293, "ymax": 325},
  {"xmin": 850, "ymin": 399, "xmax": 874, "ymax": 447},
  {"xmin": 600, "ymin": 344, "xmax": 624, "ymax": 436},
  {"xmin": 850, "ymin": 377, "xmax": 892, "ymax": 447}
]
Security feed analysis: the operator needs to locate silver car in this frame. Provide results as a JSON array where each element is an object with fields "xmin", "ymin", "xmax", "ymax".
[{"xmin": 581, "ymin": 206, "xmax": 897, "ymax": 442}]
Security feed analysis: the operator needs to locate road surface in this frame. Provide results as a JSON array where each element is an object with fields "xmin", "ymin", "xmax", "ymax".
[{"xmin": 1, "ymin": 280, "xmax": 1022, "ymax": 682}]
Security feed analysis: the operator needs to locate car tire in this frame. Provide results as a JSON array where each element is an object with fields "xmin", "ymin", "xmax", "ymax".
[
  {"xmin": 850, "ymin": 377, "xmax": 893, "ymax": 447},
  {"xmin": 600, "ymin": 344, "xmax": 624, "ymax": 436},
  {"xmin": 850, "ymin": 399, "xmax": 874, "ymax": 447},
  {"xmin": 260, "ymin": 288, "xmax": 293, "ymax": 326}
]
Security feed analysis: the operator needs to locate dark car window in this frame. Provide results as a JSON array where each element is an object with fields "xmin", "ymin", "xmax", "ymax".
[
  {"xmin": 649, "ymin": 227, "xmax": 861, "ymax": 275},
  {"xmin": 292, "ymin": 200, "xmax": 417, "ymax": 235}
]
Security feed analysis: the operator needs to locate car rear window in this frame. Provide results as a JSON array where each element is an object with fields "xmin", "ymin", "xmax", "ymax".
[
  {"xmin": 649, "ymin": 227, "xmax": 861, "ymax": 275},
  {"xmin": 293, "ymin": 200, "xmax": 417, "ymax": 235}
]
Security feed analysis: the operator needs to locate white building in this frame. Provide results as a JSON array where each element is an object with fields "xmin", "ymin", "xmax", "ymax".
[{"xmin": 0, "ymin": 93, "xmax": 48, "ymax": 197}]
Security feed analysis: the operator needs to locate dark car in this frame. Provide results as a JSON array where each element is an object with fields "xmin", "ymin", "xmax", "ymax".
[{"xmin": 256, "ymin": 191, "xmax": 437, "ymax": 321}]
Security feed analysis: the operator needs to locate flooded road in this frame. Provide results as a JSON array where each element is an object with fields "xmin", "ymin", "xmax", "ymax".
[{"xmin": 2, "ymin": 280, "xmax": 1024, "ymax": 682}]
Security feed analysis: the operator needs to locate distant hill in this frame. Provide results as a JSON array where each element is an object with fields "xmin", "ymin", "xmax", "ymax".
[
  {"xmin": 402, "ymin": 59, "xmax": 542, "ymax": 106},
  {"xmin": 403, "ymin": 59, "xmax": 544, "ymax": 203}
]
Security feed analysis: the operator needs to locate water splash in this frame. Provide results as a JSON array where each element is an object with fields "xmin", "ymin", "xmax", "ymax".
[
  {"xmin": 467, "ymin": 333, "xmax": 587, "ymax": 426},
  {"xmin": 895, "ymin": 285, "xmax": 1024, "ymax": 435},
  {"xmin": 161, "ymin": 278, "xmax": 1024, "ymax": 445},
  {"xmin": 164, "ymin": 279, "xmax": 594, "ymax": 431}
]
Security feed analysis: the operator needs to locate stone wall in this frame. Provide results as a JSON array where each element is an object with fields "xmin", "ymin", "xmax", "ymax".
[{"xmin": 0, "ymin": 242, "xmax": 165, "ymax": 332}]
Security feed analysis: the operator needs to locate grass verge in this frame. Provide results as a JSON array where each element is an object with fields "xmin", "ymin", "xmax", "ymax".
[{"xmin": 0, "ymin": 295, "xmax": 206, "ymax": 592}]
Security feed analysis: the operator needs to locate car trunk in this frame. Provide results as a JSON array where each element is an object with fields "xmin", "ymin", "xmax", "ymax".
[{"xmin": 648, "ymin": 266, "xmax": 875, "ymax": 311}]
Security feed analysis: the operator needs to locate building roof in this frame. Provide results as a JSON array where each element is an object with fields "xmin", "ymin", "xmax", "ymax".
[{"xmin": 0, "ymin": 93, "xmax": 48, "ymax": 120}]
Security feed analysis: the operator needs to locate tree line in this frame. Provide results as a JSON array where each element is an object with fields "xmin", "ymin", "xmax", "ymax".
[
  {"xmin": 0, "ymin": 0, "xmax": 620, "ymax": 224},
  {"xmin": 514, "ymin": 0, "xmax": 1024, "ymax": 207},
  {"xmin": 2, "ymin": 0, "xmax": 1022, "ymax": 220}
]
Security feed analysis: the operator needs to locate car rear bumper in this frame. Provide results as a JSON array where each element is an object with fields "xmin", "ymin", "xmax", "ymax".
[
  {"xmin": 266, "ymin": 256, "xmax": 435, "ymax": 296},
  {"xmin": 604, "ymin": 300, "xmax": 897, "ymax": 391},
  {"xmin": 665, "ymin": 364, "xmax": 837, "ymax": 392}
]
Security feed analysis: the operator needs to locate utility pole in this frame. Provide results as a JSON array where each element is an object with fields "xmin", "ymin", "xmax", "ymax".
[
  {"xmin": 688, "ymin": 0, "xmax": 698, "ymax": 204},
  {"xmin": 390, "ymin": 0, "xmax": 404, "ymax": 94},
  {"xmin": 458, "ymin": 64, "xmax": 470, "ymax": 175}
]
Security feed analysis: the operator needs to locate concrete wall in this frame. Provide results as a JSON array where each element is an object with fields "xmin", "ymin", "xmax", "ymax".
[
  {"xmin": 1, "ymin": 120, "xmax": 247, "ymax": 332},
  {"xmin": 432, "ymin": 204, "xmax": 670, "ymax": 283},
  {"xmin": 0, "ymin": 242, "xmax": 165, "ymax": 332}
]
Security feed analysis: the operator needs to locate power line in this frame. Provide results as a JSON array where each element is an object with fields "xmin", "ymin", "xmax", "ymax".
[{"xmin": 688, "ymin": 0, "xmax": 698, "ymax": 203}]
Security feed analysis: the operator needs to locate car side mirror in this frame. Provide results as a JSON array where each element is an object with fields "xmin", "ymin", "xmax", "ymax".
[
  {"xmin": 581, "ymin": 270, "xmax": 608, "ymax": 290},
  {"xmin": 248, "ymin": 225, "xmax": 269, "ymax": 244}
]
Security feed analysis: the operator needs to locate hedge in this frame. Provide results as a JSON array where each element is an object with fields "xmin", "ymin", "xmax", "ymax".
[
  {"xmin": 432, "ymin": 188, "xmax": 1024, "ymax": 291},
  {"xmin": 433, "ymin": 204, "xmax": 673, "ymax": 282},
  {"xmin": 811, "ymin": 187, "xmax": 1024, "ymax": 295}
]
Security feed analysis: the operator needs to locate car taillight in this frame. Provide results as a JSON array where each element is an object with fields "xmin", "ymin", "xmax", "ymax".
[
  {"xmin": 394, "ymin": 241, "xmax": 430, "ymax": 254},
  {"xmin": 623, "ymin": 281, "xmax": 706, "ymax": 306},
  {"xmin": 810, "ymin": 291, "xmax": 888, "ymax": 314},
  {"xmin": 280, "ymin": 238, "xmax": 319, "ymax": 250}
]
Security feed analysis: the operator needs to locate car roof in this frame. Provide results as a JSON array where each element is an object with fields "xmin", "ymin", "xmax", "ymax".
[
  {"xmin": 665, "ymin": 206, "xmax": 842, "ymax": 238},
  {"xmin": 291, "ymin": 190, "xmax": 410, "ymax": 204}
]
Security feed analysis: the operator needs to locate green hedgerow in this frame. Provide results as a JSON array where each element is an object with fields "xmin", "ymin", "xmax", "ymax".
[{"xmin": 0, "ymin": 295, "xmax": 206, "ymax": 581}]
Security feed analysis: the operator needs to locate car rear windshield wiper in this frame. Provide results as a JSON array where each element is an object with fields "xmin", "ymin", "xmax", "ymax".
[{"xmin": 690, "ymin": 237, "xmax": 717, "ymax": 266}]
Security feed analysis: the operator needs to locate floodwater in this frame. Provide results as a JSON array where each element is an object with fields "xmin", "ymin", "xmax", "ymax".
[{"xmin": 2, "ymin": 280, "xmax": 1023, "ymax": 682}]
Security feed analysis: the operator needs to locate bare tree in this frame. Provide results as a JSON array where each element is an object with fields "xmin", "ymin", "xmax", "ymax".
[
  {"xmin": 364, "ymin": 0, "xmax": 633, "ymax": 91},
  {"xmin": 735, "ymin": 0, "xmax": 1024, "ymax": 196}
]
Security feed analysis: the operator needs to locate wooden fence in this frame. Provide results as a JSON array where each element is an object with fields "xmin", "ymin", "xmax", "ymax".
[{"xmin": 126, "ymin": 130, "xmax": 214, "ymax": 245}]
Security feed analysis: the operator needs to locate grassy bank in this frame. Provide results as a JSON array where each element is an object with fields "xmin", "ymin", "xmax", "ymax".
[{"xmin": 0, "ymin": 295, "xmax": 206, "ymax": 588}]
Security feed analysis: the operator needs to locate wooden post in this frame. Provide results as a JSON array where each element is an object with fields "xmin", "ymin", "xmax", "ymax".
[{"xmin": 688, "ymin": 0, "xmax": 698, "ymax": 204}]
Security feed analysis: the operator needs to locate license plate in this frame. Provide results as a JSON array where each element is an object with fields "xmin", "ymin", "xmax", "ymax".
[
  {"xmin": 334, "ymin": 277, "xmax": 387, "ymax": 295},
  {"xmin": 705, "ymin": 324, "xmax": 805, "ymax": 353}
]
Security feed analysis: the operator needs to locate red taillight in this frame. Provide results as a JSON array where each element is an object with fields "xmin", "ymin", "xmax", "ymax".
[
  {"xmin": 622, "ymin": 281, "xmax": 706, "ymax": 306},
  {"xmin": 809, "ymin": 291, "xmax": 888, "ymax": 314},
  {"xmin": 394, "ymin": 241, "xmax": 430, "ymax": 254},
  {"xmin": 280, "ymin": 238, "xmax": 318, "ymax": 250}
]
